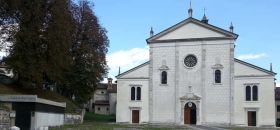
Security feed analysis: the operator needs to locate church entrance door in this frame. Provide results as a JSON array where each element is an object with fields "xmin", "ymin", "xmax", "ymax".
[
  {"xmin": 132, "ymin": 110, "xmax": 139, "ymax": 123},
  {"xmin": 247, "ymin": 111, "xmax": 256, "ymax": 126},
  {"xmin": 184, "ymin": 102, "xmax": 196, "ymax": 124}
]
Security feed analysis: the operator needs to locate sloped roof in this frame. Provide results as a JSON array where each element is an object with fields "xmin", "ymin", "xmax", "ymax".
[
  {"xmin": 96, "ymin": 83, "xmax": 108, "ymax": 89},
  {"xmin": 147, "ymin": 17, "xmax": 238, "ymax": 43},
  {"xmin": 95, "ymin": 100, "xmax": 109, "ymax": 105},
  {"xmin": 107, "ymin": 84, "xmax": 117, "ymax": 93},
  {"xmin": 96, "ymin": 83, "xmax": 117, "ymax": 93},
  {"xmin": 235, "ymin": 58, "xmax": 276, "ymax": 76},
  {"xmin": 116, "ymin": 61, "xmax": 149, "ymax": 78}
]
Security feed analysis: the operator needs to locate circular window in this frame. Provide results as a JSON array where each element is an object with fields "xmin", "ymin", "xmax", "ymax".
[{"xmin": 184, "ymin": 55, "xmax": 197, "ymax": 67}]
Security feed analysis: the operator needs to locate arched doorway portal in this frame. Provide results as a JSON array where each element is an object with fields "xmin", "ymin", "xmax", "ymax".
[{"xmin": 184, "ymin": 102, "xmax": 196, "ymax": 124}]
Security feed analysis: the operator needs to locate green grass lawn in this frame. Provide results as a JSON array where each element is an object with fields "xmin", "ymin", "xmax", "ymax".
[
  {"xmin": 50, "ymin": 121, "xmax": 191, "ymax": 130},
  {"xmin": 84, "ymin": 112, "xmax": 116, "ymax": 122},
  {"xmin": 50, "ymin": 112, "xmax": 191, "ymax": 130},
  {"xmin": 49, "ymin": 113, "xmax": 280, "ymax": 130}
]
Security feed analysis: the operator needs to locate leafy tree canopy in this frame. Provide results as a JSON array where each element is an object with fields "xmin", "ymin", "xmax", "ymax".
[{"xmin": 0, "ymin": 0, "xmax": 109, "ymax": 103}]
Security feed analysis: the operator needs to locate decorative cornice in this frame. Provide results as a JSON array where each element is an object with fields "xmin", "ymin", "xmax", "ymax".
[
  {"xmin": 211, "ymin": 64, "xmax": 224, "ymax": 69},
  {"xmin": 146, "ymin": 17, "xmax": 238, "ymax": 44},
  {"xmin": 234, "ymin": 58, "xmax": 277, "ymax": 76},
  {"xmin": 148, "ymin": 37, "xmax": 235, "ymax": 44},
  {"xmin": 159, "ymin": 65, "xmax": 169, "ymax": 70},
  {"xmin": 234, "ymin": 75, "xmax": 274, "ymax": 78},
  {"xmin": 116, "ymin": 61, "xmax": 150, "ymax": 78},
  {"xmin": 180, "ymin": 93, "xmax": 201, "ymax": 100}
]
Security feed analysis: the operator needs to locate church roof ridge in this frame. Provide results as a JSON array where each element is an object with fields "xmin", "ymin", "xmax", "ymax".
[
  {"xmin": 234, "ymin": 58, "xmax": 277, "ymax": 76},
  {"xmin": 146, "ymin": 17, "xmax": 238, "ymax": 43},
  {"xmin": 116, "ymin": 61, "xmax": 150, "ymax": 78}
]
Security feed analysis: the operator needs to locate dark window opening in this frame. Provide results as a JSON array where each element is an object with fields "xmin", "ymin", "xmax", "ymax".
[
  {"xmin": 277, "ymin": 106, "xmax": 280, "ymax": 112},
  {"xmin": 131, "ymin": 87, "xmax": 135, "ymax": 100},
  {"xmin": 246, "ymin": 86, "xmax": 251, "ymax": 101},
  {"xmin": 137, "ymin": 87, "xmax": 141, "ymax": 100},
  {"xmin": 252, "ymin": 86, "xmax": 258, "ymax": 101},
  {"xmin": 161, "ymin": 71, "xmax": 167, "ymax": 84},
  {"xmin": 215, "ymin": 70, "xmax": 221, "ymax": 83},
  {"xmin": 97, "ymin": 107, "xmax": 100, "ymax": 111}
]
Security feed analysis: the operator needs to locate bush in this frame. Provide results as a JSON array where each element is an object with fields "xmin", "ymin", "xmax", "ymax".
[{"xmin": 84, "ymin": 112, "xmax": 115, "ymax": 122}]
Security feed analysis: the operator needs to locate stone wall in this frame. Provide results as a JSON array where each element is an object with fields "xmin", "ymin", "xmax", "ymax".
[
  {"xmin": 0, "ymin": 109, "xmax": 10, "ymax": 130},
  {"xmin": 64, "ymin": 109, "xmax": 85, "ymax": 124}
]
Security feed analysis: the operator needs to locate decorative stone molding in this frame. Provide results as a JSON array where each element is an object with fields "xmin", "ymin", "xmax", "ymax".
[
  {"xmin": 211, "ymin": 64, "xmax": 224, "ymax": 69},
  {"xmin": 243, "ymin": 83, "xmax": 260, "ymax": 86},
  {"xmin": 180, "ymin": 93, "xmax": 201, "ymax": 101},
  {"xmin": 179, "ymin": 93, "xmax": 201, "ymax": 125},
  {"xmin": 159, "ymin": 65, "xmax": 169, "ymax": 70}
]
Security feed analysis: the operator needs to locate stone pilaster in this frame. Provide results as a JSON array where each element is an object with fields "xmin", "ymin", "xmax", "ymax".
[
  {"xmin": 201, "ymin": 45, "xmax": 206, "ymax": 123},
  {"xmin": 148, "ymin": 47, "xmax": 153, "ymax": 122},
  {"xmin": 175, "ymin": 45, "xmax": 180, "ymax": 124},
  {"xmin": 229, "ymin": 42, "xmax": 235, "ymax": 124}
]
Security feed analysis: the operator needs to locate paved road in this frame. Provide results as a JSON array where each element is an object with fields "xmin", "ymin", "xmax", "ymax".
[
  {"xmin": 113, "ymin": 125, "xmax": 228, "ymax": 130},
  {"xmin": 188, "ymin": 125, "xmax": 228, "ymax": 130}
]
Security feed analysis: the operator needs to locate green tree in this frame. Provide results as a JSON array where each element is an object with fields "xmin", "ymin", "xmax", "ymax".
[
  {"xmin": 0, "ymin": 0, "xmax": 75, "ymax": 88},
  {"xmin": 0, "ymin": 0, "xmax": 109, "ymax": 104},
  {"xmin": 5, "ymin": 0, "xmax": 49, "ymax": 87},
  {"xmin": 66, "ymin": 1, "xmax": 109, "ymax": 103}
]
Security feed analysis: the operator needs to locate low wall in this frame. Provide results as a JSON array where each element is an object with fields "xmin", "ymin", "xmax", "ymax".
[
  {"xmin": 31, "ymin": 112, "xmax": 64, "ymax": 130},
  {"xmin": 64, "ymin": 109, "xmax": 85, "ymax": 124},
  {"xmin": 0, "ymin": 109, "xmax": 10, "ymax": 130}
]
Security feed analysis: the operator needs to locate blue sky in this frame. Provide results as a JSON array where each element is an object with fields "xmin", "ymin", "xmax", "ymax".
[{"xmin": 93, "ymin": 0, "xmax": 280, "ymax": 86}]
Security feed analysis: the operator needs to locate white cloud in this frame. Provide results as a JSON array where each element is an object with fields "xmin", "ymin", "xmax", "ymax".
[
  {"xmin": 237, "ymin": 53, "xmax": 268, "ymax": 60},
  {"xmin": 106, "ymin": 47, "xmax": 149, "ymax": 79},
  {"xmin": 277, "ymin": 83, "xmax": 280, "ymax": 87}
]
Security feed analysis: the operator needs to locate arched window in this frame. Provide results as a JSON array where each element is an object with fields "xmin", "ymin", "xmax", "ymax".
[
  {"xmin": 131, "ymin": 86, "xmax": 141, "ymax": 101},
  {"xmin": 246, "ymin": 86, "xmax": 251, "ymax": 101},
  {"xmin": 161, "ymin": 71, "xmax": 167, "ymax": 84},
  {"xmin": 215, "ymin": 70, "xmax": 221, "ymax": 83},
  {"xmin": 252, "ymin": 86, "xmax": 258, "ymax": 101},
  {"xmin": 131, "ymin": 87, "xmax": 135, "ymax": 100},
  {"xmin": 137, "ymin": 87, "xmax": 141, "ymax": 100}
]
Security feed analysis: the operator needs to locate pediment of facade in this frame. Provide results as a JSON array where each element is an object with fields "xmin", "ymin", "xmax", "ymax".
[{"xmin": 180, "ymin": 93, "xmax": 201, "ymax": 101}]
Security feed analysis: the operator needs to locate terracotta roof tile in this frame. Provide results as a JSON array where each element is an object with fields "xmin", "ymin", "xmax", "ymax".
[{"xmin": 95, "ymin": 100, "xmax": 109, "ymax": 105}]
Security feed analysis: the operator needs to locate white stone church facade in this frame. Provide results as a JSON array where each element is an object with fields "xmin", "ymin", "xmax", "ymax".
[{"xmin": 116, "ymin": 8, "xmax": 276, "ymax": 127}]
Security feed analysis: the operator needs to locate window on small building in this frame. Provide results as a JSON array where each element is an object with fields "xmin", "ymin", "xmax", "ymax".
[
  {"xmin": 252, "ymin": 86, "xmax": 258, "ymax": 101},
  {"xmin": 97, "ymin": 107, "xmax": 100, "ymax": 111},
  {"xmin": 107, "ymin": 107, "xmax": 109, "ymax": 111},
  {"xmin": 245, "ymin": 85, "xmax": 259, "ymax": 101},
  {"xmin": 277, "ymin": 106, "xmax": 280, "ymax": 112},
  {"xmin": 131, "ymin": 87, "xmax": 135, "ymax": 100},
  {"xmin": 131, "ymin": 86, "xmax": 141, "ymax": 101},
  {"xmin": 214, "ymin": 70, "xmax": 221, "ymax": 83},
  {"xmin": 246, "ymin": 86, "xmax": 251, "ymax": 101},
  {"xmin": 137, "ymin": 87, "xmax": 141, "ymax": 100},
  {"xmin": 161, "ymin": 71, "xmax": 167, "ymax": 84}
]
